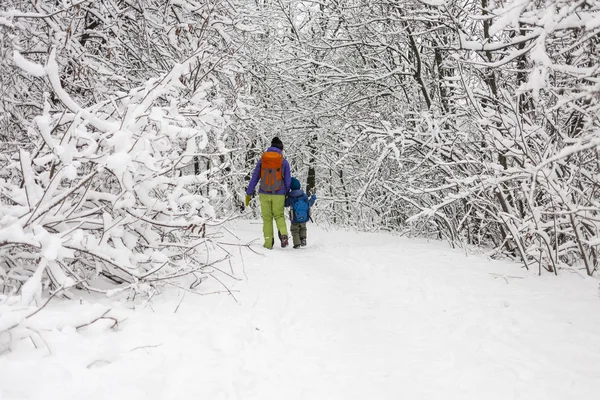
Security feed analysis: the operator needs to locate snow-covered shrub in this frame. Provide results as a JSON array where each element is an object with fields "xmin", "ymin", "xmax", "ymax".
[
  {"xmin": 386, "ymin": 0, "xmax": 600, "ymax": 275},
  {"xmin": 0, "ymin": 1, "xmax": 256, "ymax": 354},
  {"xmin": 0, "ymin": 50, "xmax": 237, "ymax": 301},
  {"xmin": 0, "ymin": 0, "xmax": 254, "ymax": 301}
]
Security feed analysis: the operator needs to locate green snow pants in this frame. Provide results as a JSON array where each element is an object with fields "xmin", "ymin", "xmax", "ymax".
[
  {"xmin": 259, "ymin": 194, "xmax": 288, "ymax": 248},
  {"xmin": 290, "ymin": 222, "xmax": 307, "ymax": 247}
]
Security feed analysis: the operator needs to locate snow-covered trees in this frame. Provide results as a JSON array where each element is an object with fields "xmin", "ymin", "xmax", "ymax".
[
  {"xmin": 240, "ymin": 0, "xmax": 600, "ymax": 275},
  {"xmin": 405, "ymin": 0, "xmax": 600, "ymax": 274},
  {"xmin": 1, "ymin": 0, "xmax": 598, "ymax": 314},
  {"xmin": 0, "ymin": 0, "xmax": 249, "ymax": 302}
]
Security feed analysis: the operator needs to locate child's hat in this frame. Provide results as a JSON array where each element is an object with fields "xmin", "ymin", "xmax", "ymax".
[
  {"xmin": 271, "ymin": 137, "xmax": 283, "ymax": 150},
  {"xmin": 290, "ymin": 177, "xmax": 301, "ymax": 190}
]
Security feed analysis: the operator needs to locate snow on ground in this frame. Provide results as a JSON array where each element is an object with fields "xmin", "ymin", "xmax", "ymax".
[{"xmin": 1, "ymin": 220, "xmax": 600, "ymax": 400}]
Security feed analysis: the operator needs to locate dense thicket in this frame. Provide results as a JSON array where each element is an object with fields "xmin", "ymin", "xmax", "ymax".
[
  {"xmin": 0, "ymin": 0, "xmax": 249, "ymax": 299},
  {"xmin": 241, "ymin": 0, "xmax": 600, "ymax": 276}
]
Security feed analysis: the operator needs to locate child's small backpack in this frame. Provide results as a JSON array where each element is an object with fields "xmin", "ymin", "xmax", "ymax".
[{"xmin": 291, "ymin": 196, "xmax": 310, "ymax": 223}]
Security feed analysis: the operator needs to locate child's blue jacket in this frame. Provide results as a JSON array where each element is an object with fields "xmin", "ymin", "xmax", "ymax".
[
  {"xmin": 285, "ymin": 189, "xmax": 316, "ymax": 208},
  {"xmin": 285, "ymin": 189, "xmax": 317, "ymax": 223}
]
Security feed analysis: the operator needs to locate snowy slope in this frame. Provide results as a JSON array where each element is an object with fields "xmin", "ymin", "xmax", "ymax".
[{"xmin": 1, "ymin": 220, "xmax": 599, "ymax": 400}]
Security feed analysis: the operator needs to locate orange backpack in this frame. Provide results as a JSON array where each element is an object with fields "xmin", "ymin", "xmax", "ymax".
[{"xmin": 260, "ymin": 151, "xmax": 284, "ymax": 192}]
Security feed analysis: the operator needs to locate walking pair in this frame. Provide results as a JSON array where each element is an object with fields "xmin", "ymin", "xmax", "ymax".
[{"xmin": 245, "ymin": 137, "xmax": 316, "ymax": 249}]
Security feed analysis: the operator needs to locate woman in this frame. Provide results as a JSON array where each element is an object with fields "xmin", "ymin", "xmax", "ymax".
[{"xmin": 245, "ymin": 137, "xmax": 291, "ymax": 249}]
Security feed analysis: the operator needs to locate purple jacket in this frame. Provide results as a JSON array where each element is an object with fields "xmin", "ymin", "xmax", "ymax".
[{"xmin": 246, "ymin": 147, "xmax": 291, "ymax": 196}]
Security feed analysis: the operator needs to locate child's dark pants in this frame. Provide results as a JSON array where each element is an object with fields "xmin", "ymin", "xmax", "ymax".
[{"xmin": 290, "ymin": 222, "xmax": 307, "ymax": 246}]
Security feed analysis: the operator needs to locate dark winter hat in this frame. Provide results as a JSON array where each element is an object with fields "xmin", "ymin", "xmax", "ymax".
[
  {"xmin": 271, "ymin": 137, "xmax": 284, "ymax": 150},
  {"xmin": 290, "ymin": 177, "xmax": 301, "ymax": 190}
]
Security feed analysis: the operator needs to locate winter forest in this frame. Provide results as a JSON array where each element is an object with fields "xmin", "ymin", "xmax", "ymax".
[{"xmin": 1, "ymin": 0, "xmax": 600, "ymax": 398}]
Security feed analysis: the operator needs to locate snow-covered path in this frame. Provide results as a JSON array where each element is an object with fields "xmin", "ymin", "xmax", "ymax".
[{"xmin": 2, "ymin": 221, "xmax": 600, "ymax": 400}]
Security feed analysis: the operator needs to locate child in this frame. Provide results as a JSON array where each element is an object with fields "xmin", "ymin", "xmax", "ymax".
[{"xmin": 285, "ymin": 177, "xmax": 317, "ymax": 248}]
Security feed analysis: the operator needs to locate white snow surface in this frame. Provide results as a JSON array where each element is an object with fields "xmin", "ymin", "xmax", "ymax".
[{"xmin": 1, "ymin": 220, "xmax": 599, "ymax": 399}]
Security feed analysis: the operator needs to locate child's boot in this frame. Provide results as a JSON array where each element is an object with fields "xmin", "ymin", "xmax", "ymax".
[
  {"xmin": 280, "ymin": 234, "xmax": 289, "ymax": 248},
  {"xmin": 300, "ymin": 237, "xmax": 307, "ymax": 247}
]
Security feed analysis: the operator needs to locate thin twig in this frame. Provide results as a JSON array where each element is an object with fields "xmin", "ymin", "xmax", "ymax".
[
  {"xmin": 26, "ymin": 281, "xmax": 83, "ymax": 319},
  {"xmin": 145, "ymin": 256, "xmax": 229, "ymax": 282},
  {"xmin": 174, "ymin": 291, "xmax": 186, "ymax": 314},
  {"xmin": 129, "ymin": 344, "xmax": 163, "ymax": 352},
  {"xmin": 163, "ymin": 281, "xmax": 239, "ymax": 297},
  {"xmin": 75, "ymin": 309, "xmax": 121, "ymax": 330},
  {"xmin": 208, "ymin": 274, "xmax": 239, "ymax": 304}
]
